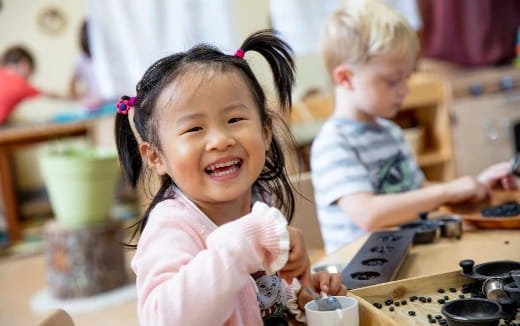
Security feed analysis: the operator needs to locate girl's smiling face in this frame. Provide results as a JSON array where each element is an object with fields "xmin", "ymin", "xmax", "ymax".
[{"xmin": 141, "ymin": 69, "xmax": 271, "ymax": 215}]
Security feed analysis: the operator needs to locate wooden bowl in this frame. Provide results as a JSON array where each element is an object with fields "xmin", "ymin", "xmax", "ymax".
[{"xmin": 440, "ymin": 191, "xmax": 520, "ymax": 229}]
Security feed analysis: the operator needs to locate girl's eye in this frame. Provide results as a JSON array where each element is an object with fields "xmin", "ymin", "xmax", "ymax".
[
  {"xmin": 228, "ymin": 117, "xmax": 244, "ymax": 124},
  {"xmin": 185, "ymin": 126, "xmax": 202, "ymax": 133}
]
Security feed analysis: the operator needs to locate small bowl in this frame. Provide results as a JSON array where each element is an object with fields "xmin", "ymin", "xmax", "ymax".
[
  {"xmin": 399, "ymin": 220, "xmax": 438, "ymax": 244},
  {"xmin": 459, "ymin": 259, "xmax": 520, "ymax": 281},
  {"xmin": 504, "ymin": 282, "xmax": 520, "ymax": 308},
  {"xmin": 441, "ymin": 298, "xmax": 516, "ymax": 326},
  {"xmin": 510, "ymin": 269, "xmax": 520, "ymax": 287},
  {"xmin": 312, "ymin": 263, "xmax": 346, "ymax": 274}
]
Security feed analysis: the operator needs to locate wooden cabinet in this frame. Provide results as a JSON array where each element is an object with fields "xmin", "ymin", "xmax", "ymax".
[
  {"xmin": 447, "ymin": 66, "xmax": 520, "ymax": 177},
  {"xmin": 394, "ymin": 72, "xmax": 455, "ymax": 181},
  {"xmin": 289, "ymin": 71, "xmax": 455, "ymax": 181}
]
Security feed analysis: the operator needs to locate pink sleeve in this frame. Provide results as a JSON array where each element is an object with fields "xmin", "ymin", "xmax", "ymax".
[
  {"xmin": 132, "ymin": 201, "xmax": 289, "ymax": 326},
  {"xmin": 285, "ymin": 278, "xmax": 305, "ymax": 322}
]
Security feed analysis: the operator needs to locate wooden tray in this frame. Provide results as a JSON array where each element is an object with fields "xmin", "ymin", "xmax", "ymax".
[
  {"xmin": 350, "ymin": 270, "xmax": 520, "ymax": 326},
  {"xmin": 440, "ymin": 191, "xmax": 520, "ymax": 229}
]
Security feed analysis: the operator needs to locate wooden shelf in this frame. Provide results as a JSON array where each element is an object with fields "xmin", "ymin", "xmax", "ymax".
[
  {"xmin": 399, "ymin": 72, "xmax": 455, "ymax": 181},
  {"xmin": 289, "ymin": 72, "xmax": 455, "ymax": 181},
  {"xmin": 416, "ymin": 150, "xmax": 450, "ymax": 167}
]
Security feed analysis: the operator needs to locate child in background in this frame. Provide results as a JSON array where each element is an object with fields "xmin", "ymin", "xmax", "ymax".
[
  {"xmin": 311, "ymin": 0, "xmax": 517, "ymax": 254},
  {"xmin": 115, "ymin": 29, "xmax": 347, "ymax": 325},
  {"xmin": 0, "ymin": 46, "xmax": 65, "ymax": 124},
  {"xmin": 69, "ymin": 20, "xmax": 107, "ymax": 110}
]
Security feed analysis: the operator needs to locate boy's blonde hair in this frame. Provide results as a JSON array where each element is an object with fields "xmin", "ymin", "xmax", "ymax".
[{"xmin": 320, "ymin": 0, "xmax": 419, "ymax": 76}]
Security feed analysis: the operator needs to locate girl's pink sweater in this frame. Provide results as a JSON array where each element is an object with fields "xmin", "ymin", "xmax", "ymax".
[{"xmin": 131, "ymin": 192, "xmax": 290, "ymax": 325}]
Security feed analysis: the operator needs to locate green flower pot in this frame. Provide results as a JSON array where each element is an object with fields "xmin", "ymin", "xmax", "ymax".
[{"xmin": 40, "ymin": 147, "xmax": 119, "ymax": 228}]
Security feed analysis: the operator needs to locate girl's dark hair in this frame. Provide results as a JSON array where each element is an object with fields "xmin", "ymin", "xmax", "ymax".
[
  {"xmin": 80, "ymin": 20, "xmax": 91, "ymax": 57},
  {"xmin": 115, "ymin": 29, "xmax": 296, "ymax": 248}
]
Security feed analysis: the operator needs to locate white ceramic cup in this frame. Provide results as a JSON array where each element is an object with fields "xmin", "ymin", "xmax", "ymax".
[{"xmin": 305, "ymin": 296, "xmax": 359, "ymax": 326}]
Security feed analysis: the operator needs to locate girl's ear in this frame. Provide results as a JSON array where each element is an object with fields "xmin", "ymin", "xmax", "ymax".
[
  {"xmin": 263, "ymin": 118, "xmax": 273, "ymax": 151},
  {"xmin": 139, "ymin": 142, "xmax": 168, "ymax": 176},
  {"xmin": 333, "ymin": 65, "xmax": 354, "ymax": 90}
]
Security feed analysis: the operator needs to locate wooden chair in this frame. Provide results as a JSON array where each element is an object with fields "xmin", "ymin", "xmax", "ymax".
[
  {"xmin": 289, "ymin": 172, "xmax": 325, "ymax": 264},
  {"xmin": 37, "ymin": 309, "xmax": 75, "ymax": 326}
]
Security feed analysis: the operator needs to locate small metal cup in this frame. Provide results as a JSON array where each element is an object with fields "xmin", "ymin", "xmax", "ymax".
[
  {"xmin": 312, "ymin": 263, "xmax": 347, "ymax": 274},
  {"xmin": 482, "ymin": 277, "xmax": 508, "ymax": 301},
  {"xmin": 437, "ymin": 216, "xmax": 463, "ymax": 239}
]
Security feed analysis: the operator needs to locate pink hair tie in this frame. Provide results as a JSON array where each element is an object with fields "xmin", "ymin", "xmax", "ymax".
[
  {"xmin": 234, "ymin": 49, "xmax": 245, "ymax": 58},
  {"xmin": 116, "ymin": 96, "xmax": 136, "ymax": 115}
]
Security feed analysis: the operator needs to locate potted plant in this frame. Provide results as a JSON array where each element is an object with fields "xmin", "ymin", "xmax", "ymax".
[{"xmin": 39, "ymin": 145, "xmax": 119, "ymax": 228}]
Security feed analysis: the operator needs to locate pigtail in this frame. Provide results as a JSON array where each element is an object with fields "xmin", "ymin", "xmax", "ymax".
[
  {"xmin": 238, "ymin": 29, "xmax": 297, "ymax": 222},
  {"xmin": 114, "ymin": 109, "xmax": 142, "ymax": 188},
  {"xmin": 239, "ymin": 29, "xmax": 295, "ymax": 111}
]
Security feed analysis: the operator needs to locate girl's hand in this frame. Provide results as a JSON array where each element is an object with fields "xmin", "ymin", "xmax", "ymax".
[
  {"xmin": 477, "ymin": 161, "xmax": 518, "ymax": 190},
  {"xmin": 279, "ymin": 227, "xmax": 311, "ymax": 285},
  {"xmin": 297, "ymin": 272, "xmax": 348, "ymax": 309}
]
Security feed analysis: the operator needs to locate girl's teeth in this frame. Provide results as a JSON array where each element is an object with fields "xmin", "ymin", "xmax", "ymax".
[
  {"xmin": 207, "ymin": 159, "xmax": 239, "ymax": 171},
  {"xmin": 209, "ymin": 165, "xmax": 239, "ymax": 177}
]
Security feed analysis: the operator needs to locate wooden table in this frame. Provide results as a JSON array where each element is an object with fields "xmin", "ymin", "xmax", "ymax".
[
  {"xmin": 0, "ymin": 121, "xmax": 91, "ymax": 242},
  {"xmin": 315, "ymin": 227, "xmax": 520, "ymax": 280}
]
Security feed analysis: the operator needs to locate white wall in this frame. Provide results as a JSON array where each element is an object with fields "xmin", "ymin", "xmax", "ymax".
[
  {"xmin": 0, "ymin": 0, "xmax": 329, "ymax": 191},
  {"xmin": 233, "ymin": 0, "xmax": 330, "ymax": 100}
]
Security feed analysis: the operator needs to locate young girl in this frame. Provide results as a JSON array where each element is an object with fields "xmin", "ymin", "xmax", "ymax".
[{"xmin": 115, "ymin": 30, "xmax": 347, "ymax": 325}]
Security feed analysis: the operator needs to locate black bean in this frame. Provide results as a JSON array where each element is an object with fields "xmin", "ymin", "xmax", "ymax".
[
  {"xmin": 481, "ymin": 200, "xmax": 520, "ymax": 217},
  {"xmin": 427, "ymin": 314, "xmax": 432, "ymax": 318},
  {"xmin": 419, "ymin": 297, "xmax": 427, "ymax": 303},
  {"xmin": 410, "ymin": 295, "xmax": 418, "ymax": 301},
  {"xmin": 449, "ymin": 288, "xmax": 456, "ymax": 293},
  {"xmin": 389, "ymin": 306, "xmax": 394, "ymax": 312},
  {"xmin": 427, "ymin": 297, "xmax": 432, "ymax": 302},
  {"xmin": 459, "ymin": 294, "xmax": 465, "ymax": 299},
  {"xmin": 408, "ymin": 311, "xmax": 415, "ymax": 316},
  {"xmin": 401, "ymin": 299, "xmax": 407, "ymax": 305},
  {"xmin": 429, "ymin": 319, "xmax": 437, "ymax": 324},
  {"xmin": 373, "ymin": 302, "xmax": 382, "ymax": 309},
  {"xmin": 443, "ymin": 295, "xmax": 449, "ymax": 300},
  {"xmin": 437, "ymin": 298, "xmax": 445, "ymax": 304},
  {"xmin": 385, "ymin": 299, "xmax": 393, "ymax": 306},
  {"xmin": 435, "ymin": 315, "xmax": 442, "ymax": 319},
  {"xmin": 437, "ymin": 288, "xmax": 445, "ymax": 293},
  {"xmin": 394, "ymin": 301, "xmax": 400, "ymax": 306}
]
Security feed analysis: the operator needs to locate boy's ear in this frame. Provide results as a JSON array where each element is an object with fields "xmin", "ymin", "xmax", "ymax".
[
  {"xmin": 139, "ymin": 142, "xmax": 168, "ymax": 176},
  {"xmin": 332, "ymin": 65, "xmax": 354, "ymax": 90}
]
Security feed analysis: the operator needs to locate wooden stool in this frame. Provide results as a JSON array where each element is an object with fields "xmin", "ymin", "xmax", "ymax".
[{"xmin": 43, "ymin": 220, "xmax": 128, "ymax": 299}]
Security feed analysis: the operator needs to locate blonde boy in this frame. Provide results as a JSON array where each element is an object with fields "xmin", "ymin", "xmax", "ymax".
[{"xmin": 311, "ymin": 0, "xmax": 515, "ymax": 254}]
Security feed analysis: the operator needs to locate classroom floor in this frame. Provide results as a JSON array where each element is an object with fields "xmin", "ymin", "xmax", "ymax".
[{"xmin": 0, "ymin": 250, "xmax": 139, "ymax": 326}]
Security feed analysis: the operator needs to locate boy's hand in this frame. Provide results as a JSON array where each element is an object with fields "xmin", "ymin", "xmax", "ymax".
[
  {"xmin": 477, "ymin": 161, "xmax": 518, "ymax": 190},
  {"xmin": 297, "ymin": 272, "xmax": 348, "ymax": 309},
  {"xmin": 279, "ymin": 227, "xmax": 311, "ymax": 285},
  {"xmin": 443, "ymin": 176, "xmax": 489, "ymax": 204}
]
